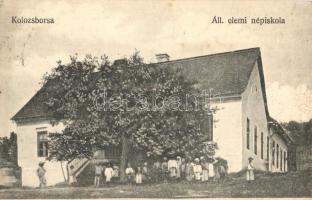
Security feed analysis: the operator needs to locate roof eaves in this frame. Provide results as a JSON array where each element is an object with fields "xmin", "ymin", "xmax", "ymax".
[{"xmin": 268, "ymin": 117, "xmax": 294, "ymax": 145}]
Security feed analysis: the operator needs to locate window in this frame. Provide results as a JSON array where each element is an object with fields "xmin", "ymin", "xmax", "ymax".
[
  {"xmin": 254, "ymin": 126, "xmax": 257, "ymax": 155},
  {"xmin": 284, "ymin": 151, "xmax": 287, "ymax": 172},
  {"xmin": 280, "ymin": 149, "xmax": 283, "ymax": 171},
  {"xmin": 297, "ymin": 152, "xmax": 301, "ymax": 170},
  {"xmin": 207, "ymin": 114, "xmax": 213, "ymax": 141},
  {"xmin": 272, "ymin": 140, "xmax": 275, "ymax": 166},
  {"xmin": 199, "ymin": 113, "xmax": 213, "ymax": 141},
  {"xmin": 246, "ymin": 118, "xmax": 250, "ymax": 149},
  {"xmin": 251, "ymin": 85, "xmax": 258, "ymax": 94},
  {"xmin": 37, "ymin": 131, "xmax": 49, "ymax": 157},
  {"xmin": 261, "ymin": 132, "xmax": 264, "ymax": 159},
  {"xmin": 277, "ymin": 144, "xmax": 279, "ymax": 168},
  {"xmin": 267, "ymin": 136, "xmax": 270, "ymax": 161}
]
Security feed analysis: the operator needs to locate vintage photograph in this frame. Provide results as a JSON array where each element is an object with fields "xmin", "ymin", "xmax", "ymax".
[{"xmin": 0, "ymin": 0, "xmax": 311, "ymax": 198}]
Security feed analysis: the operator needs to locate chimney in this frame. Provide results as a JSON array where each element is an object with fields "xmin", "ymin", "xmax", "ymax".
[
  {"xmin": 155, "ymin": 53, "xmax": 170, "ymax": 63},
  {"xmin": 113, "ymin": 58, "xmax": 127, "ymax": 66}
]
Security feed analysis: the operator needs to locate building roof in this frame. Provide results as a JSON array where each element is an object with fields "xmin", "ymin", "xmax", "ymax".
[
  {"xmin": 268, "ymin": 116, "xmax": 294, "ymax": 145},
  {"xmin": 11, "ymin": 79, "xmax": 57, "ymax": 121},
  {"xmin": 154, "ymin": 47, "xmax": 260, "ymax": 97},
  {"xmin": 12, "ymin": 47, "xmax": 263, "ymax": 121}
]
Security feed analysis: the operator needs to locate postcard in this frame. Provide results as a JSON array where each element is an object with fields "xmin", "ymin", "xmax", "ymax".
[{"xmin": 0, "ymin": 0, "xmax": 311, "ymax": 198}]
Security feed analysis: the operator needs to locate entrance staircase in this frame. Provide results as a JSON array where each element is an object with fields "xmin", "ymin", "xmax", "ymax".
[
  {"xmin": 67, "ymin": 150, "xmax": 109, "ymax": 186},
  {"xmin": 67, "ymin": 158, "xmax": 90, "ymax": 179}
]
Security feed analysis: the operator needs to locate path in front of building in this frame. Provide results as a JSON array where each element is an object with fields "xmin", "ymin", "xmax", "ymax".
[{"xmin": 0, "ymin": 170, "xmax": 310, "ymax": 198}]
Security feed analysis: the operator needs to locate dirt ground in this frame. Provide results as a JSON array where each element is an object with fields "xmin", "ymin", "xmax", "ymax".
[{"xmin": 0, "ymin": 170, "xmax": 311, "ymax": 198}]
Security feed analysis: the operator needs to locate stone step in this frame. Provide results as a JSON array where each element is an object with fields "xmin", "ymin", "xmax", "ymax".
[
  {"xmin": 0, "ymin": 161, "xmax": 16, "ymax": 168},
  {"xmin": 0, "ymin": 167, "xmax": 16, "ymax": 176},
  {"xmin": 0, "ymin": 167, "xmax": 21, "ymax": 187}
]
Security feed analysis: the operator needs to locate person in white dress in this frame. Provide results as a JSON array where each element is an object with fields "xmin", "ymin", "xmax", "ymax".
[
  {"xmin": 168, "ymin": 158, "xmax": 178, "ymax": 179},
  {"xmin": 104, "ymin": 163, "xmax": 113, "ymax": 184},
  {"xmin": 193, "ymin": 158, "xmax": 202, "ymax": 181},
  {"xmin": 135, "ymin": 166, "xmax": 143, "ymax": 184},
  {"xmin": 246, "ymin": 157, "xmax": 255, "ymax": 181}
]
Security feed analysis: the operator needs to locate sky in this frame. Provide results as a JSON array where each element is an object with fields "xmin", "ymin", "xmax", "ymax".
[{"xmin": 0, "ymin": 0, "xmax": 311, "ymax": 137}]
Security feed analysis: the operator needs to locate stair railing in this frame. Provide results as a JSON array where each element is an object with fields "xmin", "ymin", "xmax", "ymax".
[{"xmin": 67, "ymin": 158, "xmax": 89, "ymax": 177}]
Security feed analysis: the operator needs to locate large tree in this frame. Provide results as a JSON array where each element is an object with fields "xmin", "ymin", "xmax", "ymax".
[
  {"xmin": 45, "ymin": 52, "xmax": 214, "ymax": 181},
  {"xmin": 283, "ymin": 119, "xmax": 312, "ymax": 145}
]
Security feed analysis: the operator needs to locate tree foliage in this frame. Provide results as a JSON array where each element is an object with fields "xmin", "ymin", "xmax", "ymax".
[
  {"xmin": 0, "ymin": 132, "xmax": 18, "ymax": 164},
  {"xmin": 283, "ymin": 119, "xmax": 312, "ymax": 145},
  {"xmin": 45, "ymin": 52, "xmax": 215, "ymax": 162}
]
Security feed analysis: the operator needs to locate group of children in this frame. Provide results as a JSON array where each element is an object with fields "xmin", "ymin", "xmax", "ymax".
[
  {"xmin": 93, "ymin": 162, "xmax": 119, "ymax": 187},
  {"xmin": 94, "ymin": 156, "xmax": 231, "ymax": 186},
  {"xmin": 36, "ymin": 156, "xmax": 254, "ymax": 188},
  {"xmin": 153, "ymin": 156, "xmax": 228, "ymax": 182},
  {"xmin": 125, "ymin": 162, "xmax": 145, "ymax": 184},
  {"xmin": 120, "ymin": 156, "xmax": 255, "ymax": 184}
]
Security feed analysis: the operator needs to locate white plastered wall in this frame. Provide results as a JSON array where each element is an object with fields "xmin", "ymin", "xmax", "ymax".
[
  {"xmin": 16, "ymin": 120, "xmax": 67, "ymax": 187},
  {"xmin": 212, "ymin": 100, "xmax": 243, "ymax": 173},
  {"xmin": 242, "ymin": 61, "xmax": 271, "ymax": 171}
]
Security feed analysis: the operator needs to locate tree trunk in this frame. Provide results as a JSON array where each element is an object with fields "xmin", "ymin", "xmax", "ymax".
[
  {"xmin": 65, "ymin": 159, "xmax": 73, "ymax": 184},
  {"xmin": 119, "ymin": 133, "xmax": 129, "ymax": 182},
  {"xmin": 60, "ymin": 161, "xmax": 67, "ymax": 182}
]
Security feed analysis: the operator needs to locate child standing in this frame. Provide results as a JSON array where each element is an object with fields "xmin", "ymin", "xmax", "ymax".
[
  {"xmin": 152, "ymin": 160, "xmax": 161, "ymax": 183},
  {"xmin": 105, "ymin": 163, "xmax": 114, "ymax": 184},
  {"xmin": 135, "ymin": 166, "xmax": 143, "ymax": 184},
  {"xmin": 168, "ymin": 158, "xmax": 178, "ymax": 180},
  {"xmin": 176, "ymin": 156, "xmax": 182, "ymax": 179},
  {"xmin": 161, "ymin": 157, "xmax": 168, "ymax": 182},
  {"xmin": 193, "ymin": 158, "xmax": 202, "ymax": 181},
  {"xmin": 219, "ymin": 164, "xmax": 227, "ymax": 183},
  {"xmin": 112, "ymin": 164, "xmax": 119, "ymax": 179},
  {"xmin": 180, "ymin": 158, "xmax": 186, "ymax": 180},
  {"xmin": 125, "ymin": 163, "xmax": 135, "ymax": 184},
  {"xmin": 68, "ymin": 165, "xmax": 77, "ymax": 186},
  {"xmin": 37, "ymin": 161, "xmax": 47, "ymax": 188},
  {"xmin": 94, "ymin": 163, "xmax": 103, "ymax": 187},
  {"xmin": 213, "ymin": 158, "xmax": 220, "ymax": 182},
  {"xmin": 185, "ymin": 159, "xmax": 194, "ymax": 181},
  {"xmin": 246, "ymin": 157, "xmax": 255, "ymax": 181},
  {"xmin": 200, "ymin": 157, "xmax": 209, "ymax": 182},
  {"xmin": 142, "ymin": 162, "xmax": 149, "ymax": 183}
]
